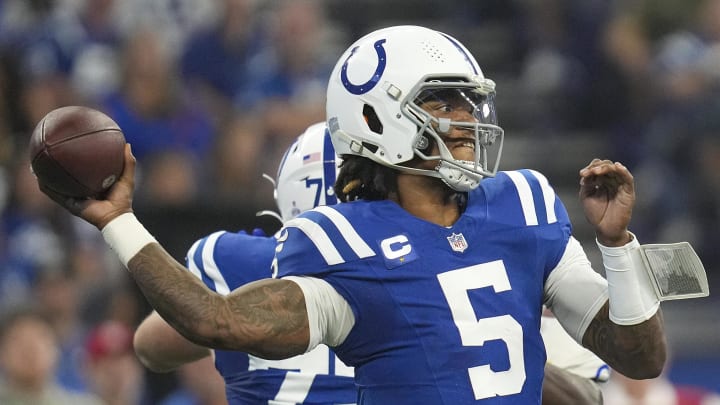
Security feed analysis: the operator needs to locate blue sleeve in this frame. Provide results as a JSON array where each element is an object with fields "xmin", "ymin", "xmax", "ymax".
[
  {"xmin": 186, "ymin": 231, "xmax": 277, "ymax": 293},
  {"xmin": 273, "ymin": 226, "xmax": 333, "ymax": 279},
  {"xmin": 515, "ymin": 169, "xmax": 573, "ymax": 277}
]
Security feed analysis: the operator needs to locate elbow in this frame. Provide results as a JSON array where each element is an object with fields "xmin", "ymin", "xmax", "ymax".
[
  {"xmin": 620, "ymin": 346, "xmax": 667, "ymax": 380},
  {"xmin": 133, "ymin": 336, "xmax": 174, "ymax": 373},
  {"xmin": 634, "ymin": 351, "xmax": 667, "ymax": 379},
  {"xmin": 134, "ymin": 349, "xmax": 170, "ymax": 373}
]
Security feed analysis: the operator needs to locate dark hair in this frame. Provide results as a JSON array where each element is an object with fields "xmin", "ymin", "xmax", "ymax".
[
  {"xmin": 334, "ymin": 155, "xmax": 467, "ymax": 211},
  {"xmin": 335, "ymin": 155, "xmax": 398, "ymax": 202}
]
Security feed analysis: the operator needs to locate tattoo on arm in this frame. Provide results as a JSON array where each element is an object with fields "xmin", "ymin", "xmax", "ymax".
[
  {"xmin": 128, "ymin": 244, "xmax": 309, "ymax": 359},
  {"xmin": 582, "ymin": 301, "xmax": 666, "ymax": 379}
]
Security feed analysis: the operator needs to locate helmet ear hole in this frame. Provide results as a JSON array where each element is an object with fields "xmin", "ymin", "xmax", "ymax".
[{"xmin": 363, "ymin": 104, "xmax": 383, "ymax": 134}]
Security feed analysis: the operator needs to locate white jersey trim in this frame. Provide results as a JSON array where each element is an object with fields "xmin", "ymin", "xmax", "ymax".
[
  {"xmin": 283, "ymin": 276, "xmax": 355, "ymax": 351},
  {"xmin": 544, "ymin": 236, "xmax": 609, "ymax": 343},
  {"xmin": 541, "ymin": 315, "xmax": 609, "ymax": 381},
  {"xmin": 528, "ymin": 169, "xmax": 557, "ymax": 224},
  {"xmin": 284, "ymin": 207, "xmax": 376, "ymax": 265},
  {"xmin": 314, "ymin": 206, "xmax": 375, "ymax": 258},
  {"xmin": 284, "ymin": 218, "xmax": 345, "ymax": 265},
  {"xmin": 186, "ymin": 239, "xmax": 204, "ymax": 280},
  {"xmin": 201, "ymin": 231, "xmax": 230, "ymax": 295},
  {"xmin": 505, "ymin": 171, "xmax": 538, "ymax": 226}
]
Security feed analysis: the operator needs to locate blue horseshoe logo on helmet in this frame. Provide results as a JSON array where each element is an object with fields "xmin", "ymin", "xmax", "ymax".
[{"xmin": 341, "ymin": 39, "xmax": 387, "ymax": 95}]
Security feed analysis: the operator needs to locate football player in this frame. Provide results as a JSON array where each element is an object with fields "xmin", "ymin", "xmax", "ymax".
[
  {"xmin": 133, "ymin": 123, "xmax": 356, "ymax": 404},
  {"xmin": 132, "ymin": 122, "xmax": 607, "ymax": 404},
  {"xmin": 42, "ymin": 26, "xmax": 666, "ymax": 404}
]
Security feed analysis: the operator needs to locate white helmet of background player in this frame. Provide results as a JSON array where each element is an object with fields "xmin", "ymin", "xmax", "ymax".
[
  {"xmin": 326, "ymin": 25, "xmax": 504, "ymax": 192},
  {"xmin": 262, "ymin": 122, "xmax": 341, "ymax": 222}
]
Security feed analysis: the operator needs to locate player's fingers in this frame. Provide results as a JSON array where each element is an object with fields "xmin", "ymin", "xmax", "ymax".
[
  {"xmin": 579, "ymin": 158, "xmax": 611, "ymax": 177},
  {"xmin": 38, "ymin": 183, "xmax": 85, "ymax": 216},
  {"xmin": 611, "ymin": 161, "xmax": 634, "ymax": 185},
  {"xmin": 120, "ymin": 143, "xmax": 136, "ymax": 185}
]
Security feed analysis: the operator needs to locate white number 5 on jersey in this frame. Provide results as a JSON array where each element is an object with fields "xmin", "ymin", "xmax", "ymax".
[{"xmin": 437, "ymin": 261, "xmax": 526, "ymax": 400}]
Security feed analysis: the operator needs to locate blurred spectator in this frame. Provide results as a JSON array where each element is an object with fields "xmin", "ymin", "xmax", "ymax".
[
  {"xmin": 690, "ymin": 129, "xmax": 720, "ymax": 279},
  {"xmin": 0, "ymin": 0, "xmax": 55, "ymax": 48},
  {"xmin": 611, "ymin": 0, "xmax": 720, "ymax": 286},
  {"xmin": 602, "ymin": 371, "xmax": 720, "ymax": 405},
  {"xmin": 598, "ymin": 10, "xmax": 656, "ymax": 165},
  {"xmin": 158, "ymin": 357, "xmax": 228, "ymax": 405},
  {"xmin": 515, "ymin": 0, "xmax": 614, "ymax": 131},
  {"xmin": 0, "ymin": 153, "xmax": 68, "ymax": 308},
  {"xmin": 114, "ymin": 0, "xmax": 217, "ymax": 57},
  {"xmin": 33, "ymin": 269, "xmax": 91, "ymax": 392},
  {"xmin": 138, "ymin": 150, "xmax": 200, "ymax": 207},
  {"xmin": 241, "ymin": 0, "xmax": 345, "ymax": 169},
  {"xmin": 0, "ymin": 52, "xmax": 24, "ymax": 172},
  {"xmin": 180, "ymin": 0, "xmax": 265, "ymax": 123},
  {"xmin": 82, "ymin": 320, "xmax": 149, "ymax": 405},
  {"xmin": 206, "ymin": 117, "xmax": 269, "ymax": 205},
  {"xmin": 102, "ymin": 28, "xmax": 215, "ymax": 162},
  {"xmin": 101, "ymin": 28, "xmax": 215, "ymax": 204},
  {"xmin": 16, "ymin": 0, "xmax": 128, "ymax": 111},
  {"xmin": 0, "ymin": 306, "xmax": 102, "ymax": 405}
]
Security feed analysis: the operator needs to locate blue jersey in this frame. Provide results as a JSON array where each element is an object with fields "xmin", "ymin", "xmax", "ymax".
[
  {"xmin": 275, "ymin": 170, "xmax": 573, "ymax": 404},
  {"xmin": 186, "ymin": 231, "xmax": 356, "ymax": 405}
]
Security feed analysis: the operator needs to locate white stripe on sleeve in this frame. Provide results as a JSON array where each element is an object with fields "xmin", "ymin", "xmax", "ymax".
[
  {"xmin": 506, "ymin": 171, "xmax": 538, "ymax": 226},
  {"xmin": 529, "ymin": 169, "xmax": 557, "ymax": 224},
  {"xmin": 186, "ymin": 239, "xmax": 203, "ymax": 280},
  {"xmin": 314, "ymin": 206, "xmax": 375, "ymax": 258},
  {"xmin": 200, "ymin": 231, "xmax": 230, "ymax": 295},
  {"xmin": 285, "ymin": 218, "xmax": 345, "ymax": 265}
]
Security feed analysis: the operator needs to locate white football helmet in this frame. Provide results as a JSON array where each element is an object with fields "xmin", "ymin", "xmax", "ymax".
[
  {"xmin": 326, "ymin": 25, "xmax": 504, "ymax": 192},
  {"xmin": 260, "ymin": 122, "xmax": 341, "ymax": 223}
]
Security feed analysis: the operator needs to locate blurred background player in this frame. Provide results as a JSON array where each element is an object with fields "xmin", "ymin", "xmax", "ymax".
[
  {"xmin": 541, "ymin": 310, "xmax": 607, "ymax": 404},
  {"xmin": 133, "ymin": 122, "xmax": 357, "ymax": 404}
]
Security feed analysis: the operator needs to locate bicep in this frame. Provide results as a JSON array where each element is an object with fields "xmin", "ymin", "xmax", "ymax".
[
  {"xmin": 283, "ymin": 276, "xmax": 355, "ymax": 351},
  {"xmin": 544, "ymin": 236, "xmax": 608, "ymax": 343},
  {"xmin": 223, "ymin": 278, "xmax": 311, "ymax": 359}
]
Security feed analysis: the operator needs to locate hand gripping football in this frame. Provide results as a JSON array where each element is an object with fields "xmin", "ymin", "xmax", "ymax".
[{"xmin": 29, "ymin": 106, "xmax": 126, "ymax": 199}]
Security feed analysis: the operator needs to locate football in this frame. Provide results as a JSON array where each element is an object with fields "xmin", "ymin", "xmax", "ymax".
[{"xmin": 29, "ymin": 106, "xmax": 126, "ymax": 199}]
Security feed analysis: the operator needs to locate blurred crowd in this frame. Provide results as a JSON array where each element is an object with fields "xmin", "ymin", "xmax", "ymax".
[{"xmin": 0, "ymin": 0, "xmax": 719, "ymax": 403}]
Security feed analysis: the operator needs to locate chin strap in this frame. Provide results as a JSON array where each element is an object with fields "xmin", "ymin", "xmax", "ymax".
[
  {"xmin": 255, "ymin": 173, "xmax": 284, "ymax": 225},
  {"xmin": 436, "ymin": 161, "xmax": 482, "ymax": 192}
]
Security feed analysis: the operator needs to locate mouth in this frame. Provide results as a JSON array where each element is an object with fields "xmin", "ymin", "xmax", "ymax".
[{"xmin": 443, "ymin": 136, "xmax": 476, "ymax": 151}]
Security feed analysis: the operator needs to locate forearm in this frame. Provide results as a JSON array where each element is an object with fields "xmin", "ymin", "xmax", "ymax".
[
  {"xmin": 582, "ymin": 302, "xmax": 666, "ymax": 379},
  {"xmin": 128, "ymin": 243, "xmax": 310, "ymax": 359},
  {"xmin": 542, "ymin": 363, "xmax": 603, "ymax": 405},
  {"xmin": 582, "ymin": 234, "xmax": 667, "ymax": 378},
  {"xmin": 134, "ymin": 311, "xmax": 211, "ymax": 373}
]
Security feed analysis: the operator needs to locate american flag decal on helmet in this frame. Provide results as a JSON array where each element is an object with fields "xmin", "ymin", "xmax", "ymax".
[
  {"xmin": 446, "ymin": 232, "xmax": 468, "ymax": 253},
  {"xmin": 303, "ymin": 152, "xmax": 321, "ymax": 165}
]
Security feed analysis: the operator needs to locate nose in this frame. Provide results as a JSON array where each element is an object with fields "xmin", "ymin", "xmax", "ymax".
[{"xmin": 451, "ymin": 106, "xmax": 478, "ymax": 123}]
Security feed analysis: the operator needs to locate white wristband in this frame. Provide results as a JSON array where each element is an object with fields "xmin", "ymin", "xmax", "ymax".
[
  {"xmin": 597, "ymin": 233, "xmax": 660, "ymax": 325},
  {"xmin": 101, "ymin": 213, "xmax": 157, "ymax": 268}
]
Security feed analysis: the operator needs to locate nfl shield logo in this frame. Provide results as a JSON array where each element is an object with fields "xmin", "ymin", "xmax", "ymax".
[{"xmin": 446, "ymin": 233, "xmax": 468, "ymax": 253}]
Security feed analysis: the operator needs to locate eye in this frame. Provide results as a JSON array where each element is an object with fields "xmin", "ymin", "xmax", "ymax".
[{"xmin": 436, "ymin": 104, "xmax": 453, "ymax": 113}]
